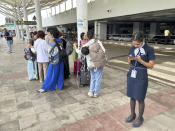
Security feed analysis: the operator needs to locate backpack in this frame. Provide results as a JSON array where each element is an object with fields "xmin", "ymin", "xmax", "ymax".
[
  {"xmin": 66, "ymin": 41, "xmax": 73, "ymax": 55},
  {"xmin": 48, "ymin": 44, "xmax": 59, "ymax": 63},
  {"xmin": 24, "ymin": 48, "xmax": 36, "ymax": 61},
  {"xmin": 89, "ymin": 40, "xmax": 107, "ymax": 68},
  {"xmin": 59, "ymin": 45, "xmax": 67, "ymax": 61},
  {"xmin": 54, "ymin": 40, "xmax": 67, "ymax": 62}
]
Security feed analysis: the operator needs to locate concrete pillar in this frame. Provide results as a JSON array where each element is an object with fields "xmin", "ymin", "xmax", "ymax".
[
  {"xmin": 59, "ymin": 4, "xmax": 61, "ymax": 13},
  {"xmin": 34, "ymin": 0, "xmax": 43, "ymax": 30},
  {"xmin": 149, "ymin": 22, "xmax": 158, "ymax": 38},
  {"xmin": 17, "ymin": 5, "xmax": 24, "ymax": 40},
  {"xmin": 95, "ymin": 21, "xmax": 107, "ymax": 40},
  {"xmin": 71, "ymin": 0, "xmax": 73, "ymax": 8},
  {"xmin": 76, "ymin": 0, "xmax": 88, "ymax": 46},
  {"xmin": 133, "ymin": 22, "xmax": 144, "ymax": 34},
  {"xmin": 14, "ymin": 20, "xmax": 20, "ymax": 40},
  {"xmin": 22, "ymin": 0, "xmax": 30, "ymax": 42},
  {"xmin": 94, "ymin": 21, "xmax": 99, "ymax": 39},
  {"xmin": 65, "ymin": 2, "xmax": 66, "ymax": 11},
  {"xmin": 14, "ymin": 8, "xmax": 21, "ymax": 39}
]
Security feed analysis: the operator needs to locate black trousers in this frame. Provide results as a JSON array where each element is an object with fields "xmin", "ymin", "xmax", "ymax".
[{"xmin": 165, "ymin": 36, "xmax": 169, "ymax": 45}]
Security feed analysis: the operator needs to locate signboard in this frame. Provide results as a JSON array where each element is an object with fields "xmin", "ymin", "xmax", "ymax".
[
  {"xmin": 77, "ymin": 21, "xmax": 84, "ymax": 27},
  {"xmin": 6, "ymin": 24, "xmax": 14, "ymax": 27},
  {"xmin": 16, "ymin": 21, "xmax": 37, "ymax": 25}
]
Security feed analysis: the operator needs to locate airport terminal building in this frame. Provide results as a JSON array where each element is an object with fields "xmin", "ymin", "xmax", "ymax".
[
  {"xmin": 40, "ymin": 0, "xmax": 175, "ymax": 43},
  {"xmin": 1, "ymin": 0, "xmax": 175, "ymax": 44}
]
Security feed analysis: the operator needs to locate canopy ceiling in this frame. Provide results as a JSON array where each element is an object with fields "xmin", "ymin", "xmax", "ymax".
[{"xmin": 0, "ymin": 0, "xmax": 65, "ymax": 19}]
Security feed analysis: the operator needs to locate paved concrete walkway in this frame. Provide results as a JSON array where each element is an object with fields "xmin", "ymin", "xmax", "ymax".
[{"xmin": 0, "ymin": 38, "xmax": 175, "ymax": 131}]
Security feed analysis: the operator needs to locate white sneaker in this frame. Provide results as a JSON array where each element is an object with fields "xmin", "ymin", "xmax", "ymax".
[
  {"xmin": 93, "ymin": 94, "xmax": 99, "ymax": 98},
  {"xmin": 37, "ymin": 89, "xmax": 46, "ymax": 93},
  {"xmin": 88, "ymin": 92, "xmax": 93, "ymax": 97}
]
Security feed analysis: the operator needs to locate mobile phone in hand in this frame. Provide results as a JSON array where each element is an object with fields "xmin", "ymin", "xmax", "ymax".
[{"xmin": 129, "ymin": 56, "xmax": 134, "ymax": 59}]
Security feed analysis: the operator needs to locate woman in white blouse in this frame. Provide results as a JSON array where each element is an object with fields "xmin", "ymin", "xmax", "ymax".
[{"xmin": 34, "ymin": 30, "xmax": 49, "ymax": 83}]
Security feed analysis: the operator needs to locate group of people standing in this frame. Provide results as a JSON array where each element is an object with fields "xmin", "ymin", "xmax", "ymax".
[{"xmin": 26, "ymin": 29, "xmax": 155, "ymax": 128}]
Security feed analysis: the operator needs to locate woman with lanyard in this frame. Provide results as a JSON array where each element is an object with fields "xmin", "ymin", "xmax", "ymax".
[{"xmin": 125, "ymin": 32, "xmax": 155, "ymax": 127}]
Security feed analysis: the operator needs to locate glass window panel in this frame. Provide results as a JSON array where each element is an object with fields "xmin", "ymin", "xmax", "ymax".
[
  {"xmin": 60, "ymin": 3, "xmax": 65, "ymax": 12},
  {"xmin": 73, "ymin": 0, "xmax": 76, "ymax": 8},
  {"xmin": 66, "ymin": 0, "xmax": 71, "ymax": 10},
  {"xmin": 56, "ymin": 5, "xmax": 59, "ymax": 14},
  {"xmin": 47, "ymin": 8, "xmax": 52, "ymax": 17},
  {"xmin": 51, "ymin": 7, "xmax": 55, "ymax": 16},
  {"xmin": 41, "ymin": 10, "xmax": 47, "ymax": 18}
]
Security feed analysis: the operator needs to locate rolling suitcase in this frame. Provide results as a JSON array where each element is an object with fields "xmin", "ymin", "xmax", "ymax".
[{"xmin": 80, "ymin": 56, "xmax": 90, "ymax": 86}]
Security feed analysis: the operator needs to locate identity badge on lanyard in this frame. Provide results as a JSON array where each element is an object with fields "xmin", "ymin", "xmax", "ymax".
[
  {"xmin": 131, "ymin": 69, "xmax": 137, "ymax": 78},
  {"xmin": 131, "ymin": 49, "xmax": 140, "ymax": 79}
]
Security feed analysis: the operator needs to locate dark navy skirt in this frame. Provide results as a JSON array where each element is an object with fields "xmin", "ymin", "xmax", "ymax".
[{"xmin": 127, "ymin": 66, "xmax": 148, "ymax": 101}]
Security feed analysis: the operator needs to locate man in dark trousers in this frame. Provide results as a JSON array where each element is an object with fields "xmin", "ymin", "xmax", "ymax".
[{"xmin": 4, "ymin": 28, "xmax": 13, "ymax": 53}]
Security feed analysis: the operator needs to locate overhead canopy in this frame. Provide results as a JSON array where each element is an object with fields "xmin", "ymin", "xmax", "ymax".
[{"xmin": 0, "ymin": 0, "xmax": 65, "ymax": 19}]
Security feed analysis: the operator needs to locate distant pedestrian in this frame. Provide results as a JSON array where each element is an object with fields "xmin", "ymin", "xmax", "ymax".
[
  {"xmin": 9, "ymin": 30, "xmax": 13, "ymax": 44},
  {"xmin": 164, "ymin": 29, "xmax": 170, "ymax": 45},
  {"xmin": 4, "ymin": 28, "xmax": 13, "ymax": 53},
  {"xmin": 126, "ymin": 32, "xmax": 155, "ymax": 127}
]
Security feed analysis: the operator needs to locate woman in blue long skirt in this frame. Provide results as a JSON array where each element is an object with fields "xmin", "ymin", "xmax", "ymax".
[
  {"xmin": 37, "ymin": 29, "xmax": 64, "ymax": 93},
  {"xmin": 125, "ymin": 32, "xmax": 155, "ymax": 127}
]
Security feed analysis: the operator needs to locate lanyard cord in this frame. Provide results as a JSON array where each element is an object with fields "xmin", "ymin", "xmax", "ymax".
[{"xmin": 134, "ymin": 49, "xmax": 141, "ymax": 68}]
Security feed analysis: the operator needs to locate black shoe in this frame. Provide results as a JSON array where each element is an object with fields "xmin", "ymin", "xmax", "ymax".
[
  {"xmin": 125, "ymin": 113, "xmax": 136, "ymax": 123},
  {"xmin": 133, "ymin": 117, "xmax": 144, "ymax": 127}
]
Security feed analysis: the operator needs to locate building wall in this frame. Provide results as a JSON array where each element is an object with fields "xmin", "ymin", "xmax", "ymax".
[{"xmin": 42, "ymin": 0, "xmax": 175, "ymax": 27}]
